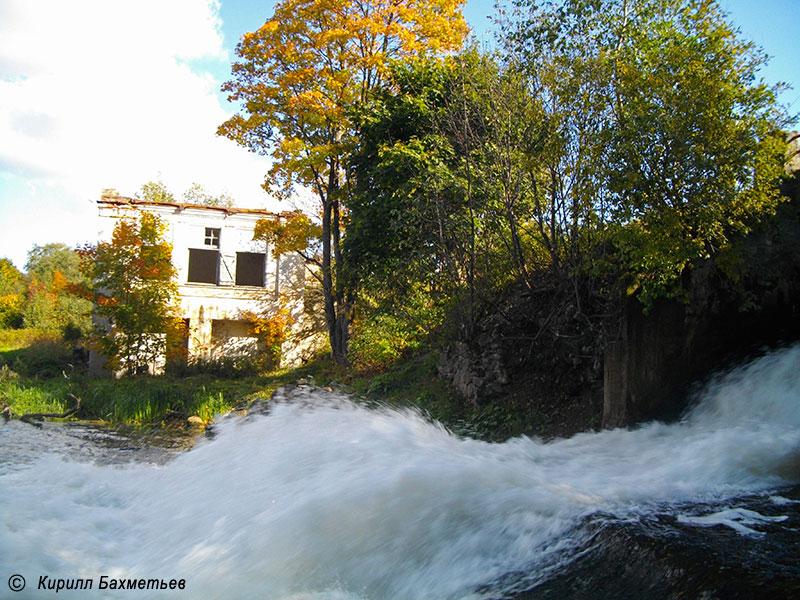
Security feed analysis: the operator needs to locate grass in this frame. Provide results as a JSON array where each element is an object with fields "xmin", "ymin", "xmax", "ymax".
[
  {"xmin": 0, "ymin": 328, "xmax": 52, "ymax": 351},
  {"xmin": 0, "ymin": 370, "xmax": 298, "ymax": 425},
  {"xmin": 0, "ymin": 328, "xmax": 302, "ymax": 425},
  {"xmin": 0, "ymin": 327, "xmax": 514, "ymax": 439},
  {"xmin": 0, "ymin": 380, "xmax": 68, "ymax": 416}
]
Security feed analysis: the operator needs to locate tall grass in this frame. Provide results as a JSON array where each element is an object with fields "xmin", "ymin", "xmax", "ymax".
[
  {"xmin": 0, "ymin": 326, "xmax": 291, "ymax": 425},
  {"xmin": 0, "ymin": 327, "xmax": 462, "ymax": 431},
  {"xmin": 0, "ymin": 371, "xmax": 289, "ymax": 425},
  {"xmin": 77, "ymin": 379, "xmax": 238, "ymax": 423},
  {"xmin": 0, "ymin": 381, "xmax": 67, "ymax": 416}
]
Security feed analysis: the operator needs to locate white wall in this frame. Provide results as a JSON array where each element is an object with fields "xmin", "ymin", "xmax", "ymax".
[{"xmin": 93, "ymin": 199, "xmax": 307, "ymax": 371}]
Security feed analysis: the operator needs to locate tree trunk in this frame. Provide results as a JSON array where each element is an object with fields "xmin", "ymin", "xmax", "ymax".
[{"xmin": 321, "ymin": 163, "xmax": 351, "ymax": 366}]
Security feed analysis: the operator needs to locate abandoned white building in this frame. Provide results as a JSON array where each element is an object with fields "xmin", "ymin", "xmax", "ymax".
[{"xmin": 89, "ymin": 190, "xmax": 310, "ymax": 375}]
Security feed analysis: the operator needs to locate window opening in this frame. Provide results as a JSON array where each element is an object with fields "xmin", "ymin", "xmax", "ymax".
[
  {"xmin": 235, "ymin": 252, "xmax": 265, "ymax": 287},
  {"xmin": 188, "ymin": 248, "xmax": 219, "ymax": 284},
  {"xmin": 204, "ymin": 228, "xmax": 220, "ymax": 248}
]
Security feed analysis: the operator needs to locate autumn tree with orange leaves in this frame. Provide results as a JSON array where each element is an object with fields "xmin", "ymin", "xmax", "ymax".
[
  {"xmin": 218, "ymin": 0, "xmax": 468, "ymax": 363},
  {"xmin": 78, "ymin": 213, "xmax": 178, "ymax": 375}
]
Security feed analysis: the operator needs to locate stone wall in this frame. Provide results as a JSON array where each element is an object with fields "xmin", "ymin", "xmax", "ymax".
[
  {"xmin": 603, "ymin": 298, "xmax": 694, "ymax": 428},
  {"xmin": 603, "ymin": 277, "xmax": 800, "ymax": 428}
]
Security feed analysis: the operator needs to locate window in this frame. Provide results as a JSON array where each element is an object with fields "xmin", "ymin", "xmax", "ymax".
[
  {"xmin": 188, "ymin": 248, "xmax": 219, "ymax": 284},
  {"xmin": 235, "ymin": 252, "xmax": 265, "ymax": 287},
  {"xmin": 204, "ymin": 228, "xmax": 220, "ymax": 248}
]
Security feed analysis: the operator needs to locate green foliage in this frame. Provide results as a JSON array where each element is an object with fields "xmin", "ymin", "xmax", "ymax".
[
  {"xmin": 138, "ymin": 179, "xmax": 236, "ymax": 208},
  {"xmin": 79, "ymin": 212, "xmax": 179, "ymax": 375},
  {"xmin": 349, "ymin": 51, "xmax": 572, "ymax": 335},
  {"xmin": 182, "ymin": 183, "xmax": 235, "ymax": 208},
  {"xmin": 0, "ymin": 380, "xmax": 67, "ymax": 417},
  {"xmin": 137, "ymin": 178, "xmax": 175, "ymax": 203},
  {"xmin": 22, "ymin": 243, "xmax": 92, "ymax": 336},
  {"xmin": 78, "ymin": 379, "xmax": 217, "ymax": 423},
  {"xmin": 0, "ymin": 328, "xmax": 45, "ymax": 352},
  {"xmin": 349, "ymin": 285, "xmax": 444, "ymax": 371},
  {"xmin": 26, "ymin": 243, "xmax": 84, "ymax": 285},
  {"xmin": 350, "ymin": 0, "xmax": 791, "ymax": 353},
  {"xmin": 172, "ymin": 355, "xmax": 262, "ymax": 379},
  {"xmin": 454, "ymin": 402, "xmax": 520, "ymax": 441},
  {"xmin": 0, "ymin": 329, "xmax": 305, "ymax": 427},
  {"xmin": 5, "ymin": 338, "xmax": 75, "ymax": 379},
  {"xmin": 354, "ymin": 351, "xmax": 465, "ymax": 425},
  {"xmin": 503, "ymin": 0, "xmax": 790, "ymax": 306},
  {"xmin": 0, "ymin": 258, "xmax": 25, "ymax": 328},
  {"xmin": 0, "ymin": 366, "xmax": 270, "ymax": 424}
]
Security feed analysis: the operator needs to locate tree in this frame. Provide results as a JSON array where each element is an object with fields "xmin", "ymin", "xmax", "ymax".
[
  {"xmin": 137, "ymin": 178, "xmax": 175, "ymax": 203},
  {"xmin": 346, "ymin": 0, "xmax": 791, "ymax": 370},
  {"xmin": 348, "ymin": 52, "xmax": 567, "ymax": 337},
  {"xmin": 182, "ymin": 183, "xmax": 235, "ymax": 208},
  {"xmin": 502, "ymin": 0, "xmax": 790, "ymax": 305},
  {"xmin": 78, "ymin": 213, "xmax": 178, "ymax": 375},
  {"xmin": 139, "ymin": 178, "xmax": 237, "ymax": 208},
  {"xmin": 0, "ymin": 258, "xmax": 25, "ymax": 329},
  {"xmin": 23, "ymin": 243, "xmax": 92, "ymax": 337},
  {"xmin": 218, "ymin": 0, "xmax": 467, "ymax": 363}
]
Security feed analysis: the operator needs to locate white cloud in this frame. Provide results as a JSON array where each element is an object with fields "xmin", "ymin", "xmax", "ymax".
[{"xmin": 0, "ymin": 0, "xmax": 276, "ymax": 268}]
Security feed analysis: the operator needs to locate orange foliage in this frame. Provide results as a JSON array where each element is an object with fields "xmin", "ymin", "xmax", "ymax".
[
  {"xmin": 252, "ymin": 212, "xmax": 322, "ymax": 257},
  {"xmin": 219, "ymin": 0, "xmax": 467, "ymax": 198},
  {"xmin": 244, "ymin": 300, "xmax": 295, "ymax": 365}
]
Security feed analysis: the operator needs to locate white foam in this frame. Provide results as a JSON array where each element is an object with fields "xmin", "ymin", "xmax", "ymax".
[
  {"xmin": 677, "ymin": 508, "xmax": 789, "ymax": 536},
  {"xmin": 1, "ymin": 345, "xmax": 799, "ymax": 599}
]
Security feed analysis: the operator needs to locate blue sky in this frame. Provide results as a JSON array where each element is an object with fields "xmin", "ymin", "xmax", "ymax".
[{"xmin": 0, "ymin": 0, "xmax": 797, "ymax": 271}]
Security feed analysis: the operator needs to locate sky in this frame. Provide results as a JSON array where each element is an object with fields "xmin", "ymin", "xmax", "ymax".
[{"xmin": 0, "ymin": 0, "xmax": 797, "ymax": 271}]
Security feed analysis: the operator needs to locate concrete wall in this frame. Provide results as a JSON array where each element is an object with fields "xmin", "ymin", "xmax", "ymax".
[
  {"xmin": 603, "ymin": 272, "xmax": 800, "ymax": 429},
  {"xmin": 602, "ymin": 298, "xmax": 691, "ymax": 428}
]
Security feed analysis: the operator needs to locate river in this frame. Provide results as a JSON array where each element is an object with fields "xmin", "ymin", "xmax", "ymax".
[{"xmin": 1, "ymin": 345, "xmax": 799, "ymax": 598}]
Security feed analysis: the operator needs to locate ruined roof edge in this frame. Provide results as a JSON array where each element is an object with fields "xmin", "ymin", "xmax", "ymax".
[{"xmin": 98, "ymin": 191, "xmax": 300, "ymax": 219}]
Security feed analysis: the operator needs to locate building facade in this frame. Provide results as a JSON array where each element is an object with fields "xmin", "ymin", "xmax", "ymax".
[{"xmin": 89, "ymin": 190, "xmax": 309, "ymax": 375}]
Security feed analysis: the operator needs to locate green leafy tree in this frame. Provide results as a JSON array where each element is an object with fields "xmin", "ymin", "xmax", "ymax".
[
  {"xmin": 78, "ymin": 213, "xmax": 178, "ymax": 375},
  {"xmin": 139, "ymin": 179, "xmax": 236, "ymax": 208},
  {"xmin": 182, "ymin": 183, "xmax": 235, "ymax": 208},
  {"xmin": 503, "ymin": 0, "xmax": 790, "ymax": 305},
  {"xmin": 137, "ymin": 178, "xmax": 175, "ymax": 203},
  {"xmin": 0, "ymin": 258, "xmax": 25, "ymax": 329},
  {"xmin": 348, "ymin": 52, "xmax": 557, "ymax": 336},
  {"xmin": 218, "ymin": 0, "xmax": 467, "ymax": 363},
  {"xmin": 22, "ymin": 244, "xmax": 92, "ymax": 337},
  {"xmin": 349, "ymin": 0, "xmax": 792, "ymax": 364}
]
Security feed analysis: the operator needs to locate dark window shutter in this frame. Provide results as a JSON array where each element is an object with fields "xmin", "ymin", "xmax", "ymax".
[
  {"xmin": 235, "ymin": 252, "xmax": 265, "ymax": 287},
  {"xmin": 188, "ymin": 249, "xmax": 219, "ymax": 284}
]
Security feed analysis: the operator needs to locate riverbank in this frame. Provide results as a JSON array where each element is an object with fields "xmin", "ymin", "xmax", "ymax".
[
  {"xmin": 0, "ymin": 323, "xmax": 622, "ymax": 441},
  {"xmin": 0, "ymin": 326, "xmax": 525, "ymax": 438},
  {"xmin": 1, "ymin": 340, "xmax": 599, "ymax": 441}
]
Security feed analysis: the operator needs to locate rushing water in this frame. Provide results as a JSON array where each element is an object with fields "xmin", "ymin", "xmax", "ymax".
[{"xmin": 1, "ymin": 346, "xmax": 799, "ymax": 599}]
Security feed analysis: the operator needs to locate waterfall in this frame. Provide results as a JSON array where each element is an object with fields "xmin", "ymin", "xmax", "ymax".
[{"xmin": 1, "ymin": 345, "xmax": 798, "ymax": 599}]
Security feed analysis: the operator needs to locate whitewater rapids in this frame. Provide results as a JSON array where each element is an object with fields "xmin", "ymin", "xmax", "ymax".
[{"xmin": 1, "ymin": 345, "xmax": 799, "ymax": 599}]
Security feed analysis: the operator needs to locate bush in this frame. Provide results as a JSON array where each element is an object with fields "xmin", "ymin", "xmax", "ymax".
[
  {"xmin": 11, "ymin": 338, "xmax": 76, "ymax": 379},
  {"xmin": 0, "ymin": 328, "xmax": 44, "ymax": 351},
  {"xmin": 168, "ymin": 355, "xmax": 261, "ymax": 379},
  {"xmin": 349, "ymin": 289, "xmax": 443, "ymax": 372}
]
